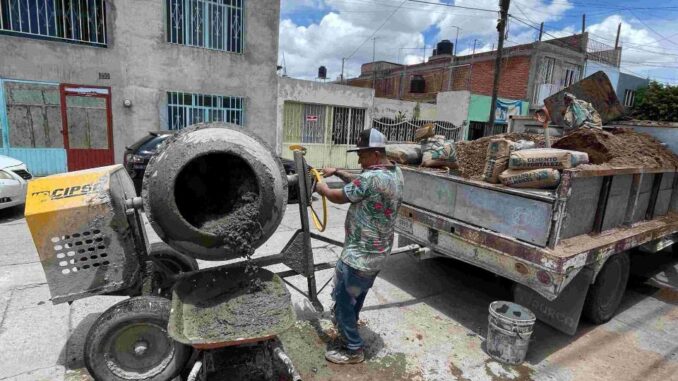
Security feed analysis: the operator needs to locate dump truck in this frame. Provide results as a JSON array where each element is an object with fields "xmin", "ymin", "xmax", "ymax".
[{"xmin": 394, "ymin": 164, "xmax": 678, "ymax": 335}]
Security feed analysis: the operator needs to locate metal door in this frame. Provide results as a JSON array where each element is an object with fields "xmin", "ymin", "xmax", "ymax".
[
  {"xmin": 60, "ymin": 84, "xmax": 114, "ymax": 171},
  {"xmin": 0, "ymin": 79, "xmax": 67, "ymax": 176}
]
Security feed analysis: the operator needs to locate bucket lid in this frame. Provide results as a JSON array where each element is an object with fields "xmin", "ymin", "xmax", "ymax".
[{"xmin": 489, "ymin": 301, "xmax": 535, "ymax": 322}]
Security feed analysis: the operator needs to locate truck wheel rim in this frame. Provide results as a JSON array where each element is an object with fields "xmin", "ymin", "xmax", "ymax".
[{"xmin": 103, "ymin": 322, "xmax": 175, "ymax": 379}]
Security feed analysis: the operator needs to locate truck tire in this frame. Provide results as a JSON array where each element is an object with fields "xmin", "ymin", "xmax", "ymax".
[
  {"xmin": 583, "ymin": 252, "xmax": 630, "ymax": 324},
  {"xmin": 84, "ymin": 296, "xmax": 191, "ymax": 381}
]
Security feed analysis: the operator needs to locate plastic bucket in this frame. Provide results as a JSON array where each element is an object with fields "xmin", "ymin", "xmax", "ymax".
[{"xmin": 486, "ymin": 301, "xmax": 536, "ymax": 365}]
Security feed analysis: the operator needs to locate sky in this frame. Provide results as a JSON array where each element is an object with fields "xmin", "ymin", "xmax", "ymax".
[{"xmin": 278, "ymin": 0, "xmax": 678, "ymax": 85}]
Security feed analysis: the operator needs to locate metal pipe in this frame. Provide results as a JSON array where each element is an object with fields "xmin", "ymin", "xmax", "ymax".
[
  {"xmin": 187, "ymin": 360, "xmax": 203, "ymax": 381},
  {"xmin": 274, "ymin": 347, "xmax": 302, "ymax": 381}
]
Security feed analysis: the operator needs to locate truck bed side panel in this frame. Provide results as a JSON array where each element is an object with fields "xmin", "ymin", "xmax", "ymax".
[
  {"xmin": 402, "ymin": 170, "xmax": 553, "ymax": 246},
  {"xmin": 561, "ymin": 177, "xmax": 602, "ymax": 239}
]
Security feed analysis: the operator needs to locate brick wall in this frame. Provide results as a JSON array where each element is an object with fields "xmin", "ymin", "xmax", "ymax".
[
  {"xmin": 346, "ymin": 55, "xmax": 531, "ymax": 101},
  {"xmin": 461, "ymin": 56, "xmax": 531, "ymax": 99}
]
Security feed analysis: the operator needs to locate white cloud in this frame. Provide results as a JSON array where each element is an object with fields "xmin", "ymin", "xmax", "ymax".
[{"xmin": 584, "ymin": 15, "xmax": 677, "ymax": 83}]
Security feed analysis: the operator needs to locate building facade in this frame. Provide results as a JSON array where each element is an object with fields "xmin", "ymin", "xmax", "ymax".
[
  {"xmin": 345, "ymin": 34, "xmax": 591, "ymax": 109},
  {"xmin": 0, "ymin": 0, "xmax": 280, "ymax": 175}
]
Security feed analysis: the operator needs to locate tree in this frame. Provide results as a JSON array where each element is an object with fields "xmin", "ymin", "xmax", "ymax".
[{"xmin": 630, "ymin": 81, "xmax": 678, "ymax": 122}]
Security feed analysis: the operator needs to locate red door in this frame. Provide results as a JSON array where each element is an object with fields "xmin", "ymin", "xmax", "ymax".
[{"xmin": 60, "ymin": 84, "xmax": 114, "ymax": 171}]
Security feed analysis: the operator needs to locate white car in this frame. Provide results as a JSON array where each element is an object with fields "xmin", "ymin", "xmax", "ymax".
[{"xmin": 0, "ymin": 155, "xmax": 33, "ymax": 210}]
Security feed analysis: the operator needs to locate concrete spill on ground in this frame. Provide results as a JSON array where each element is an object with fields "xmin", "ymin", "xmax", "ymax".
[{"xmin": 278, "ymin": 320, "xmax": 422, "ymax": 380}]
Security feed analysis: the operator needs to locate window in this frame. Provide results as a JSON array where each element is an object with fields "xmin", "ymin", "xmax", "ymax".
[
  {"xmin": 167, "ymin": 92, "xmax": 244, "ymax": 130},
  {"xmin": 166, "ymin": 0, "xmax": 243, "ymax": 53},
  {"xmin": 623, "ymin": 89, "xmax": 636, "ymax": 107},
  {"xmin": 0, "ymin": 0, "xmax": 107, "ymax": 46},
  {"xmin": 331, "ymin": 107, "xmax": 366, "ymax": 144}
]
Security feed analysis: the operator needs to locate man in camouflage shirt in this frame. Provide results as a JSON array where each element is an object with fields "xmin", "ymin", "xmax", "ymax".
[{"xmin": 315, "ymin": 128, "xmax": 404, "ymax": 364}]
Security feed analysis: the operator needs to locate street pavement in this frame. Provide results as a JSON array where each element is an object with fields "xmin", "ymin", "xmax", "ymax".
[{"xmin": 0, "ymin": 200, "xmax": 677, "ymax": 381}]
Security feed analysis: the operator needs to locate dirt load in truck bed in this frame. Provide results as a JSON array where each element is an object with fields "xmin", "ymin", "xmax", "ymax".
[
  {"xmin": 455, "ymin": 128, "xmax": 678, "ymax": 178},
  {"xmin": 553, "ymin": 128, "xmax": 678, "ymax": 169}
]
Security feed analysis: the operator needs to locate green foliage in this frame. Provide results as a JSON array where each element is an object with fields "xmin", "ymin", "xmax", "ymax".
[{"xmin": 630, "ymin": 81, "xmax": 678, "ymax": 122}]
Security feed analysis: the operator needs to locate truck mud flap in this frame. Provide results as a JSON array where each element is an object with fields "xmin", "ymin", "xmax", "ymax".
[{"xmin": 514, "ymin": 267, "xmax": 594, "ymax": 335}]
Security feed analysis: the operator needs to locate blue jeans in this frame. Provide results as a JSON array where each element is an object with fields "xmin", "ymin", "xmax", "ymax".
[{"xmin": 332, "ymin": 260, "xmax": 378, "ymax": 351}]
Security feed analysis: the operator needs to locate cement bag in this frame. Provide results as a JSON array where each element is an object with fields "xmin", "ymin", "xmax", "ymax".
[
  {"xmin": 499, "ymin": 168, "xmax": 561, "ymax": 189},
  {"xmin": 386, "ymin": 144, "xmax": 422, "ymax": 165},
  {"xmin": 482, "ymin": 139, "xmax": 513, "ymax": 184},
  {"xmin": 509, "ymin": 148, "xmax": 589, "ymax": 169},
  {"xmin": 421, "ymin": 135, "xmax": 457, "ymax": 168}
]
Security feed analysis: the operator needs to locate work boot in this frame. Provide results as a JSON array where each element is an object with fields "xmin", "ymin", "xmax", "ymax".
[{"xmin": 325, "ymin": 348, "xmax": 365, "ymax": 364}]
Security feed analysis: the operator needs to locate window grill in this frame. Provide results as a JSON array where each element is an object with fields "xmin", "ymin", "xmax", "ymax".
[
  {"xmin": 0, "ymin": 0, "xmax": 107, "ymax": 46},
  {"xmin": 167, "ymin": 0, "xmax": 243, "ymax": 53},
  {"xmin": 167, "ymin": 91, "xmax": 244, "ymax": 130}
]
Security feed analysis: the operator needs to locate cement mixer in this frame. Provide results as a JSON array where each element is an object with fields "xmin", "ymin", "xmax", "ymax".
[{"xmin": 23, "ymin": 123, "xmax": 361, "ymax": 380}]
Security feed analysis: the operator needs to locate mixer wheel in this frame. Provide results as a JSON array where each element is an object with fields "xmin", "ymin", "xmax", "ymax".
[
  {"xmin": 149, "ymin": 242, "xmax": 199, "ymax": 298},
  {"xmin": 84, "ymin": 296, "xmax": 192, "ymax": 381}
]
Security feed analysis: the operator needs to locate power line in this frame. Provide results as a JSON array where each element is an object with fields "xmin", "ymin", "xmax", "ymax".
[
  {"xmin": 406, "ymin": 0, "xmax": 498, "ymax": 13},
  {"xmin": 345, "ymin": 0, "xmax": 408, "ymax": 60},
  {"xmin": 625, "ymin": 9, "xmax": 678, "ymax": 48}
]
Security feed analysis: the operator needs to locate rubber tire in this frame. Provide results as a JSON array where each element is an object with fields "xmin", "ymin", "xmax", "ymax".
[
  {"xmin": 84, "ymin": 296, "xmax": 191, "ymax": 381},
  {"xmin": 583, "ymin": 252, "xmax": 630, "ymax": 324},
  {"xmin": 149, "ymin": 242, "xmax": 199, "ymax": 273}
]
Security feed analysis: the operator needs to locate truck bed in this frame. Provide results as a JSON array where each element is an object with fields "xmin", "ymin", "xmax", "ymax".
[{"xmin": 396, "ymin": 165, "xmax": 678, "ymax": 300}]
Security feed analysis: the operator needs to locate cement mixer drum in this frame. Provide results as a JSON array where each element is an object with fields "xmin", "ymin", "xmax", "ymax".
[{"xmin": 142, "ymin": 123, "xmax": 288, "ymax": 260}]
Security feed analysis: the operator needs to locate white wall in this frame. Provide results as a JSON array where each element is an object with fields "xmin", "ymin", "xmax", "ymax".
[
  {"xmin": 372, "ymin": 98, "xmax": 437, "ymax": 120},
  {"xmin": 437, "ymin": 91, "xmax": 471, "ymax": 131}
]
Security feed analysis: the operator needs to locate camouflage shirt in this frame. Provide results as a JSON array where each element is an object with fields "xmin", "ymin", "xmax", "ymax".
[{"xmin": 341, "ymin": 165, "xmax": 404, "ymax": 272}]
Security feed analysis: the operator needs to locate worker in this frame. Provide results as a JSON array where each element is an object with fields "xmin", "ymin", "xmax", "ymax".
[
  {"xmin": 562, "ymin": 92, "xmax": 603, "ymax": 130},
  {"xmin": 315, "ymin": 128, "xmax": 404, "ymax": 365}
]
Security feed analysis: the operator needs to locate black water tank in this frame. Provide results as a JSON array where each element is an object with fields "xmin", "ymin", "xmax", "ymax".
[
  {"xmin": 432, "ymin": 49, "xmax": 438, "ymax": 56},
  {"xmin": 437, "ymin": 40, "xmax": 453, "ymax": 55},
  {"xmin": 410, "ymin": 75, "xmax": 426, "ymax": 93},
  {"xmin": 318, "ymin": 66, "xmax": 327, "ymax": 79}
]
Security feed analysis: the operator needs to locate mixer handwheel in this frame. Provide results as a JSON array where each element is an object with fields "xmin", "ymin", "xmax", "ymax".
[{"xmin": 84, "ymin": 296, "xmax": 192, "ymax": 380}]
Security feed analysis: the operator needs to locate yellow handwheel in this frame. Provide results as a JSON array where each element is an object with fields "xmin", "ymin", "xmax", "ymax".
[{"xmin": 309, "ymin": 168, "xmax": 328, "ymax": 232}]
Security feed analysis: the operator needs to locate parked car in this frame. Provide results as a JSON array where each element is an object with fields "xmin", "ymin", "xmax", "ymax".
[
  {"xmin": 124, "ymin": 132, "xmax": 299, "ymax": 201},
  {"xmin": 0, "ymin": 155, "xmax": 33, "ymax": 210}
]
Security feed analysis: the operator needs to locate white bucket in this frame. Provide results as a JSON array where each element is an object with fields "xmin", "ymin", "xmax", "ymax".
[{"xmin": 486, "ymin": 301, "xmax": 536, "ymax": 365}]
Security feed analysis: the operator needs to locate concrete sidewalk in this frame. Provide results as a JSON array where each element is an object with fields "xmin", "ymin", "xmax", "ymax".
[{"xmin": 1, "ymin": 203, "xmax": 677, "ymax": 381}]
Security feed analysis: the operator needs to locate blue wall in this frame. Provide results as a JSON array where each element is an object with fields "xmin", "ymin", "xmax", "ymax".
[{"xmin": 617, "ymin": 72, "xmax": 649, "ymax": 101}]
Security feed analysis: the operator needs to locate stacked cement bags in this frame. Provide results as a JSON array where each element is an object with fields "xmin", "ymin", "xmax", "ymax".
[
  {"xmin": 498, "ymin": 148, "xmax": 589, "ymax": 189},
  {"xmin": 482, "ymin": 139, "xmax": 535, "ymax": 183},
  {"xmin": 386, "ymin": 144, "xmax": 422, "ymax": 165}
]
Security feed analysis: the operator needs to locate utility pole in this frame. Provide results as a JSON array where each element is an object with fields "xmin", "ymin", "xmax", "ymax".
[
  {"xmin": 614, "ymin": 22, "xmax": 622, "ymax": 49},
  {"xmin": 582, "ymin": 14, "xmax": 586, "ymax": 34},
  {"xmin": 538, "ymin": 22, "xmax": 544, "ymax": 41},
  {"xmin": 372, "ymin": 37, "xmax": 377, "ymax": 90},
  {"xmin": 488, "ymin": 0, "xmax": 510, "ymax": 133},
  {"xmin": 340, "ymin": 58, "xmax": 345, "ymax": 84}
]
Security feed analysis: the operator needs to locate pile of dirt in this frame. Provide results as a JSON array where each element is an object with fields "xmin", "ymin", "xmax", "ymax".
[
  {"xmin": 455, "ymin": 133, "xmax": 549, "ymax": 178},
  {"xmin": 553, "ymin": 128, "xmax": 678, "ymax": 169}
]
